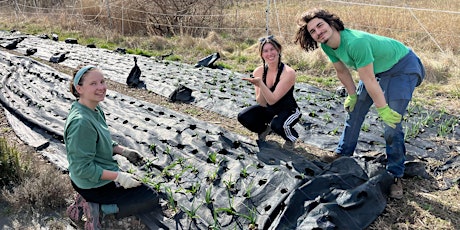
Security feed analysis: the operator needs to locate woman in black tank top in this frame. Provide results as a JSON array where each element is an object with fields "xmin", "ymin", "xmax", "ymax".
[{"xmin": 237, "ymin": 35, "xmax": 302, "ymax": 150}]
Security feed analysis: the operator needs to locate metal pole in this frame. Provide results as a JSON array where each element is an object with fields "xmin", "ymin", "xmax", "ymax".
[
  {"xmin": 122, "ymin": 0, "xmax": 124, "ymax": 35},
  {"xmin": 105, "ymin": 0, "xmax": 113, "ymax": 30},
  {"xmin": 266, "ymin": 0, "xmax": 270, "ymax": 35}
]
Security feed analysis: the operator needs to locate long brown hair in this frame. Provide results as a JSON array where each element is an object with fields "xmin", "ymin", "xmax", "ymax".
[{"xmin": 258, "ymin": 35, "xmax": 283, "ymax": 70}]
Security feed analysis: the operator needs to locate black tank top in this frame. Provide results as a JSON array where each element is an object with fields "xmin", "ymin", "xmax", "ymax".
[{"xmin": 262, "ymin": 62, "xmax": 298, "ymax": 112}]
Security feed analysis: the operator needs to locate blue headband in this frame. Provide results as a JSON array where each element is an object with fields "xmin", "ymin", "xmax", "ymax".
[{"xmin": 73, "ymin": 65, "xmax": 96, "ymax": 87}]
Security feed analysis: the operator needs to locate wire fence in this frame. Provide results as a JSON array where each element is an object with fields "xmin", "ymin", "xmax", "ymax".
[{"xmin": 1, "ymin": 0, "xmax": 459, "ymax": 53}]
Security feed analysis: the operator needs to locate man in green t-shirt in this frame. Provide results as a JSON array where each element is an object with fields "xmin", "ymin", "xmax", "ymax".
[{"xmin": 294, "ymin": 8, "xmax": 425, "ymax": 199}]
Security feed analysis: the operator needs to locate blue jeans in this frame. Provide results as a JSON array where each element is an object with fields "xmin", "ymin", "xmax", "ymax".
[{"xmin": 336, "ymin": 50, "xmax": 424, "ymax": 178}]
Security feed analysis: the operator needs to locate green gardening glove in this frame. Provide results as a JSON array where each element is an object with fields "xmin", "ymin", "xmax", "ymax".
[
  {"xmin": 344, "ymin": 93, "xmax": 358, "ymax": 112},
  {"xmin": 376, "ymin": 105, "xmax": 402, "ymax": 129}
]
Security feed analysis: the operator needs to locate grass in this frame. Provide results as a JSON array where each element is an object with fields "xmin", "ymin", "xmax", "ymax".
[
  {"xmin": 0, "ymin": 0, "xmax": 459, "ymax": 229},
  {"xmin": 0, "ymin": 137, "xmax": 73, "ymax": 215}
]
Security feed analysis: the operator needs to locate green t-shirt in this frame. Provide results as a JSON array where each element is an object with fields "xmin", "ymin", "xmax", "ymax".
[
  {"xmin": 64, "ymin": 101, "xmax": 119, "ymax": 189},
  {"xmin": 321, "ymin": 29, "xmax": 409, "ymax": 74}
]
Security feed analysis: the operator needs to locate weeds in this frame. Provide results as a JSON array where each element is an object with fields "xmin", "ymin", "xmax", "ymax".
[
  {"xmin": 1, "ymin": 140, "xmax": 73, "ymax": 212},
  {"xmin": 0, "ymin": 138, "xmax": 27, "ymax": 186},
  {"xmin": 437, "ymin": 117, "xmax": 459, "ymax": 138}
]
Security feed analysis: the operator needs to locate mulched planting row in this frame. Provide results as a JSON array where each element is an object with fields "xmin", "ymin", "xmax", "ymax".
[{"xmin": 1, "ymin": 31, "xmax": 459, "ymax": 229}]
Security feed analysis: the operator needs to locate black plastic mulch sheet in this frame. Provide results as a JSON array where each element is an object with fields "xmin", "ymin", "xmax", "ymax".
[
  {"xmin": 1, "ymin": 31, "xmax": 458, "ymax": 159},
  {"xmin": 0, "ymin": 32, "xmax": 459, "ymax": 229}
]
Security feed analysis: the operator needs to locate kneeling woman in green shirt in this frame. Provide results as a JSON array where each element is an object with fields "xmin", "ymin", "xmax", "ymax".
[{"xmin": 64, "ymin": 65, "xmax": 160, "ymax": 227}]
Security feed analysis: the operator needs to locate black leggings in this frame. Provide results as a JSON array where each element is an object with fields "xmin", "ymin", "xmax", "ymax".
[
  {"xmin": 238, "ymin": 104, "xmax": 301, "ymax": 141},
  {"xmin": 72, "ymin": 180, "xmax": 161, "ymax": 218}
]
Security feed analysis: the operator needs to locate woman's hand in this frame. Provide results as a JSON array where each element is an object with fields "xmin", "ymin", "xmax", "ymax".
[{"xmin": 242, "ymin": 76, "xmax": 263, "ymax": 87}]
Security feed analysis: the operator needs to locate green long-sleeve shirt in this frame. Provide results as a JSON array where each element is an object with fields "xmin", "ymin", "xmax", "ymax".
[{"xmin": 64, "ymin": 101, "xmax": 118, "ymax": 189}]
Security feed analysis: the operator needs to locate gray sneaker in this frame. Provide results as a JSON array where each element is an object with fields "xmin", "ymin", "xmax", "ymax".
[
  {"xmin": 389, "ymin": 178, "xmax": 403, "ymax": 199},
  {"xmin": 283, "ymin": 140, "xmax": 295, "ymax": 151},
  {"xmin": 321, "ymin": 153, "xmax": 341, "ymax": 163},
  {"xmin": 258, "ymin": 126, "xmax": 271, "ymax": 142}
]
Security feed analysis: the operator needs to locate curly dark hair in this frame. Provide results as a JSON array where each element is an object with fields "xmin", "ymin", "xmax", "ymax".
[{"xmin": 294, "ymin": 8, "xmax": 345, "ymax": 52}]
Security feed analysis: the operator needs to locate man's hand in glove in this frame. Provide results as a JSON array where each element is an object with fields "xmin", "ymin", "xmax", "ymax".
[
  {"xmin": 344, "ymin": 93, "xmax": 357, "ymax": 112},
  {"xmin": 114, "ymin": 171, "xmax": 141, "ymax": 188},
  {"xmin": 121, "ymin": 147, "xmax": 144, "ymax": 166},
  {"xmin": 377, "ymin": 105, "xmax": 402, "ymax": 129}
]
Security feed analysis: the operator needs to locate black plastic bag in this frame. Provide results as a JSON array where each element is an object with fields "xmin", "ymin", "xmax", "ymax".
[
  {"xmin": 49, "ymin": 52, "xmax": 68, "ymax": 63},
  {"xmin": 194, "ymin": 52, "xmax": 222, "ymax": 69},
  {"xmin": 126, "ymin": 57, "xmax": 146, "ymax": 88},
  {"xmin": 168, "ymin": 84, "xmax": 193, "ymax": 103}
]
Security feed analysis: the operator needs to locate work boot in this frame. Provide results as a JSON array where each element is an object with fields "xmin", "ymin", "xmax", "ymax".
[
  {"xmin": 389, "ymin": 178, "xmax": 403, "ymax": 199},
  {"xmin": 258, "ymin": 126, "xmax": 271, "ymax": 142},
  {"xmin": 283, "ymin": 140, "xmax": 295, "ymax": 151},
  {"xmin": 321, "ymin": 153, "xmax": 341, "ymax": 163}
]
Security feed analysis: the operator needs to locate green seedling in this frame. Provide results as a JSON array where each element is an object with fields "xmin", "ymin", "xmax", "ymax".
[
  {"xmin": 188, "ymin": 182, "xmax": 201, "ymax": 195},
  {"xmin": 361, "ymin": 123, "xmax": 370, "ymax": 132},
  {"xmin": 149, "ymin": 143, "xmax": 156, "ymax": 152},
  {"xmin": 208, "ymin": 151, "xmax": 218, "ymax": 164},
  {"xmin": 180, "ymin": 199, "xmax": 202, "ymax": 220},
  {"xmin": 205, "ymin": 185, "xmax": 213, "ymax": 204},
  {"xmin": 165, "ymin": 187, "xmax": 177, "ymax": 212}
]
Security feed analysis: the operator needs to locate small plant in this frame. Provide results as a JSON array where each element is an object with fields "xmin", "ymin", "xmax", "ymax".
[
  {"xmin": 237, "ymin": 205, "xmax": 258, "ymax": 229},
  {"xmin": 240, "ymin": 164, "xmax": 254, "ymax": 178},
  {"xmin": 164, "ymin": 146, "xmax": 171, "ymax": 155},
  {"xmin": 323, "ymin": 113, "xmax": 332, "ymax": 123},
  {"xmin": 207, "ymin": 168, "xmax": 219, "ymax": 183},
  {"xmin": 223, "ymin": 175, "xmax": 236, "ymax": 192},
  {"xmin": 165, "ymin": 187, "xmax": 177, "ymax": 212},
  {"xmin": 404, "ymin": 121, "xmax": 422, "ymax": 140},
  {"xmin": 208, "ymin": 151, "xmax": 218, "ymax": 164},
  {"xmin": 188, "ymin": 182, "xmax": 201, "ymax": 195},
  {"xmin": 329, "ymin": 126, "xmax": 339, "ymax": 135},
  {"xmin": 162, "ymin": 161, "xmax": 178, "ymax": 179},
  {"xmin": 149, "ymin": 143, "xmax": 156, "ymax": 153},
  {"xmin": 240, "ymin": 167, "xmax": 249, "ymax": 178},
  {"xmin": 205, "ymin": 185, "xmax": 213, "ymax": 204},
  {"xmin": 180, "ymin": 198, "xmax": 202, "ymax": 220},
  {"xmin": 244, "ymin": 182, "xmax": 254, "ymax": 198},
  {"xmin": 189, "ymin": 165, "xmax": 199, "ymax": 174},
  {"xmin": 361, "ymin": 123, "xmax": 370, "ymax": 132},
  {"xmin": 437, "ymin": 117, "xmax": 459, "ymax": 137},
  {"xmin": 177, "ymin": 156, "xmax": 187, "ymax": 166},
  {"xmin": 149, "ymin": 181, "xmax": 162, "ymax": 192},
  {"xmin": 144, "ymin": 158, "xmax": 158, "ymax": 170}
]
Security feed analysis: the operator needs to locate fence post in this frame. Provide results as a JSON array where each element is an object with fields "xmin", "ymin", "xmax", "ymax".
[
  {"xmin": 13, "ymin": 0, "xmax": 20, "ymax": 18},
  {"xmin": 265, "ymin": 0, "xmax": 270, "ymax": 35},
  {"xmin": 121, "ymin": 0, "xmax": 124, "ymax": 35},
  {"xmin": 105, "ymin": 0, "xmax": 113, "ymax": 30}
]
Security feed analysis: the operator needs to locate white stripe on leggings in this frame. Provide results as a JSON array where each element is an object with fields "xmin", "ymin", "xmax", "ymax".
[{"xmin": 283, "ymin": 108, "xmax": 301, "ymax": 142}]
